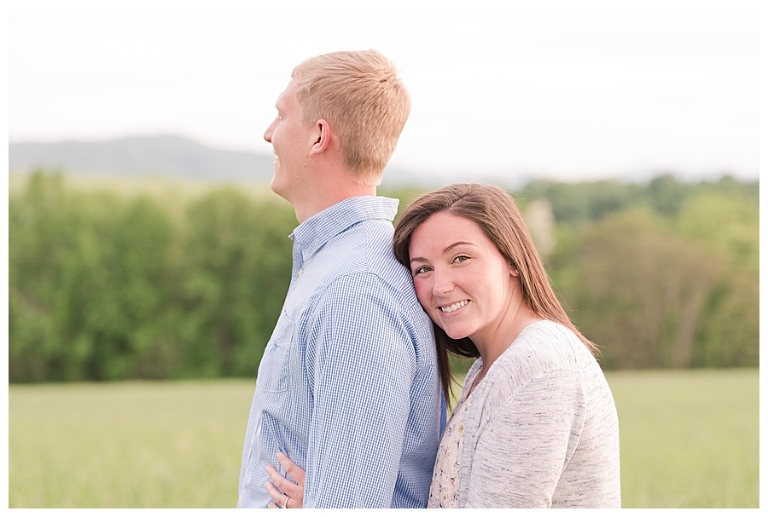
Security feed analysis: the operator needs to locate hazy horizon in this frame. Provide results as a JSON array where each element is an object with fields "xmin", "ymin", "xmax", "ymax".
[{"xmin": 8, "ymin": 2, "xmax": 760, "ymax": 183}]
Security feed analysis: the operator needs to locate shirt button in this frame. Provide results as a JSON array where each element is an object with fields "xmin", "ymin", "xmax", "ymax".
[{"xmin": 298, "ymin": 268, "xmax": 303, "ymax": 276}]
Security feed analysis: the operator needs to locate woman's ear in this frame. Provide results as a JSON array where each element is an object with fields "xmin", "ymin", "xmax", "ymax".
[{"xmin": 309, "ymin": 119, "xmax": 332, "ymax": 155}]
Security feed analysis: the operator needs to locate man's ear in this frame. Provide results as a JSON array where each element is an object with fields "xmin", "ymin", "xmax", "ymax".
[{"xmin": 309, "ymin": 119, "xmax": 332, "ymax": 155}]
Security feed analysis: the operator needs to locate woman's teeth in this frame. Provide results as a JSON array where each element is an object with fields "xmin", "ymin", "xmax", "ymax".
[{"xmin": 440, "ymin": 300, "xmax": 468, "ymax": 313}]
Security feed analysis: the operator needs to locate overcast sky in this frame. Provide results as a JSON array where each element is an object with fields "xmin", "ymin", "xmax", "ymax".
[{"xmin": 8, "ymin": 1, "xmax": 761, "ymax": 183}]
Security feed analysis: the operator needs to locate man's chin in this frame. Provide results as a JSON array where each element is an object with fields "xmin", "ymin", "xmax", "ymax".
[
  {"xmin": 270, "ymin": 176, "xmax": 290, "ymax": 201},
  {"xmin": 269, "ymin": 175, "xmax": 281, "ymax": 195}
]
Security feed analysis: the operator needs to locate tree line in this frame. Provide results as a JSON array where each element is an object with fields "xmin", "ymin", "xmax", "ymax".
[
  {"xmin": 525, "ymin": 174, "xmax": 758, "ymax": 369},
  {"xmin": 8, "ymin": 171, "xmax": 758, "ymax": 382}
]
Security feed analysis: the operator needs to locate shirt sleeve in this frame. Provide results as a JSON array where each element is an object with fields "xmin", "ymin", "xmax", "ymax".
[
  {"xmin": 303, "ymin": 273, "xmax": 417, "ymax": 508},
  {"xmin": 464, "ymin": 369, "xmax": 586, "ymax": 508}
]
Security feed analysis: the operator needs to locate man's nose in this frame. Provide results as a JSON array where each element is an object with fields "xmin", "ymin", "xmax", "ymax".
[{"xmin": 264, "ymin": 120, "xmax": 276, "ymax": 143}]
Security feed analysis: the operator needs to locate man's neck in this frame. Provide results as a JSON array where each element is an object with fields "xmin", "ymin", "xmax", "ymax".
[{"xmin": 293, "ymin": 181, "xmax": 377, "ymax": 224}]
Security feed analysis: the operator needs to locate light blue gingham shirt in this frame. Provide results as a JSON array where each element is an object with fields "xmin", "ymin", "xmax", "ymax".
[{"xmin": 238, "ymin": 196, "xmax": 445, "ymax": 508}]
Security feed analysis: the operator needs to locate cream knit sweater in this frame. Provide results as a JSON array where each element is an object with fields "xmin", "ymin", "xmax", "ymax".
[{"xmin": 448, "ymin": 319, "xmax": 621, "ymax": 508}]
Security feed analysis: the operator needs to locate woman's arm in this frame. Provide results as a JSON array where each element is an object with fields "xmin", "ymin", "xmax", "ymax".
[{"xmin": 465, "ymin": 370, "xmax": 585, "ymax": 507}]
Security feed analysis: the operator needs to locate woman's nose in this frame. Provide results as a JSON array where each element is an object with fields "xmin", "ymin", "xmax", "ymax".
[{"xmin": 432, "ymin": 270, "xmax": 454, "ymax": 296}]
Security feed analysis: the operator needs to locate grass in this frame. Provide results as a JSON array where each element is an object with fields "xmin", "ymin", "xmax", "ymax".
[
  {"xmin": 8, "ymin": 369, "xmax": 759, "ymax": 508},
  {"xmin": 605, "ymin": 368, "xmax": 759, "ymax": 508},
  {"xmin": 9, "ymin": 380, "xmax": 255, "ymax": 508}
]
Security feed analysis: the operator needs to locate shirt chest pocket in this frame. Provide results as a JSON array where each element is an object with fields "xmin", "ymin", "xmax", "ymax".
[{"xmin": 257, "ymin": 313, "xmax": 294, "ymax": 393}]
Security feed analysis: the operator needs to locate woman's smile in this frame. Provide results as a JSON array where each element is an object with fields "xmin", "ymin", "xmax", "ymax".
[
  {"xmin": 438, "ymin": 300, "xmax": 470, "ymax": 313},
  {"xmin": 409, "ymin": 211, "xmax": 518, "ymax": 348}
]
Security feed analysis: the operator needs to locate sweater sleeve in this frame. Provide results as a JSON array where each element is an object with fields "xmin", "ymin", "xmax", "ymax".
[{"xmin": 464, "ymin": 369, "xmax": 586, "ymax": 508}]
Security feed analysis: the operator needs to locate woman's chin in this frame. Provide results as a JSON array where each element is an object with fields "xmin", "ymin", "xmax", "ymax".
[
  {"xmin": 432, "ymin": 317, "xmax": 472, "ymax": 341},
  {"xmin": 443, "ymin": 327, "xmax": 471, "ymax": 341}
]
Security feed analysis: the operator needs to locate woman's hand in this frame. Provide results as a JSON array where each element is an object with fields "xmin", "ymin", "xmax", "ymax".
[{"xmin": 265, "ymin": 452, "xmax": 306, "ymax": 509}]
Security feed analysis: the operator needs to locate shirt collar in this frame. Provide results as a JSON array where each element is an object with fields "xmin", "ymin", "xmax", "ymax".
[{"xmin": 291, "ymin": 196, "xmax": 399, "ymax": 262}]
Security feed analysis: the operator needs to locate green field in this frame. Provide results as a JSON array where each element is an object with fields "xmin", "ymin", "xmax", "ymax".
[{"xmin": 8, "ymin": 369, "xmax": 759, "ymax": 508}]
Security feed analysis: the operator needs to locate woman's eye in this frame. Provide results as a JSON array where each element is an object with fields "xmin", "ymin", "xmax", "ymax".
[
  {"xmin": 453, "ymin": 255, "xmax": 470, "ymax": 263},
  {"xmin": 413, "ymin": 266, "xmax": 431, "ymax": 276}
]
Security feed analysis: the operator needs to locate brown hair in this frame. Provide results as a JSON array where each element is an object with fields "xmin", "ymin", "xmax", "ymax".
[
  {"xmin": 291, "ymin": 50, "xmax": 410, "ymax": 186},
  {"xmin": 393, "ymin": 183, "xmax": 597, "ymax": 400}
]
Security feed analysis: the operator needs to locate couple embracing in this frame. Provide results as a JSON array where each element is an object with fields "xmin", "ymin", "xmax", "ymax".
[{"xmin": 237, "ymin": 50, "xmax": 620, "ymax": 509}]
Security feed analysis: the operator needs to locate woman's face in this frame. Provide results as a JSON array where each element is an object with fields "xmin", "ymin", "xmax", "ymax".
[{"xmin": 408, "ymin": 211, "xmax": 519, "ymax": 349}]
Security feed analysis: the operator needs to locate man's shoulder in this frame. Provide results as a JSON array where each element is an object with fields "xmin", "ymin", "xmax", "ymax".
[
  {"xmin": 318, "ymin": 268, "xmax": 418, "ymax": 315},
  {"xmin": 317, "ymin": 218, "xmax": 414, "ymax": 292}
]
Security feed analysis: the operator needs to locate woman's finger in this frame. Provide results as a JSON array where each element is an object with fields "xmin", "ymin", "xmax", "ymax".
[
  {"xmin": 264, "ymin": 480, "xmax": 288, "ymax": 508},
  {"xmin": 266, "ymin": 464, "xmax": 303, "ymax": 502},
  {"xmin": 276, "ymin": 452, "xmax": 307, "ymax": 485}
]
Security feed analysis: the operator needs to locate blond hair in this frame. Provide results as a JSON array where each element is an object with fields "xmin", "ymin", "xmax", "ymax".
[
  {"xmin": 291, "ymin": 50, "xmax": 410, "ymax": 185},
  {"xmin": 393, "ymin": 183, "xmax": 597, "ymax": 399}
]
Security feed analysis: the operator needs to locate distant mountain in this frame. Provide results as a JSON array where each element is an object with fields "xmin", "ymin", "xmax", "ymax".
[
  {"xmin": 7, "ymin": 134, "xmax": 527, "ymax": 188},
  {"xmin": 9, "ymin": 135, "xmax": 276, "ymax": 183},
  {"xmin": 9, "ymin": 135, "xmax": 752, "ymax": 189}
]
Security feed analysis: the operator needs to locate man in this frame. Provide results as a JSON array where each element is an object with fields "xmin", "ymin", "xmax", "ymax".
[{"xmin": 237, "ymin": 50, "xmax": 444, "ymax": 508}]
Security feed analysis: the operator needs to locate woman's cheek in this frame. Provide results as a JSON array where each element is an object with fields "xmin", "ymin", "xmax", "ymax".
[{"xmin": 412, "ymin": 278, "xmax": 432, "ymax": 312}]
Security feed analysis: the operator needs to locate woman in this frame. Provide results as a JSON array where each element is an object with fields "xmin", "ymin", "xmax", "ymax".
[{"xmin": 265, "ymin": 183, "xmax": 621, "ymax": 508}]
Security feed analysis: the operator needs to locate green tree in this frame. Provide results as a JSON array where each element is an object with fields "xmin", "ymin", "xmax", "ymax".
[
  {"xmin": 9, "ymin": 170, "xmax": 73, "ymax": 381},
  {"xmin": 645, "ymin": 174, "xmax": 691, "ymax": 217},
  {"xmin": 81, "ymin": 195, "xmax": 181, "ymax": 380},
  {"xmin": 675, "ymin": 191, "xmax": 758, "ymax": 273},
  {"xmin": 179, "ymin": 188, "xmax": 295, "ymax": 378},
  {"xmin": 9, "ymin": 171, "xmax": 182, "ymax": 381},
  {"xmin": 549, "ymin": 209, "xmax": 753, "ymax": 369},
  {"xmin": 522, "ymin": 179, "xmax": 644, "ymax": 226}
]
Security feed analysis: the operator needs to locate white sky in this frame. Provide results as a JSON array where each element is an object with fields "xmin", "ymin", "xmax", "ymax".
[{"xmin": 7, "ymin": 0, "xmax": 762, "ymax": 182}]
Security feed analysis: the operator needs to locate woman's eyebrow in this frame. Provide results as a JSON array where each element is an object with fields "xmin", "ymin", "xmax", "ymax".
[
  {"xmin": 444, "ymin": 241, "xmax": 474, "ymax": 253},
  {"xmin": 409, "ymin": 241, "xmax": 476, "ymax": 264}
]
